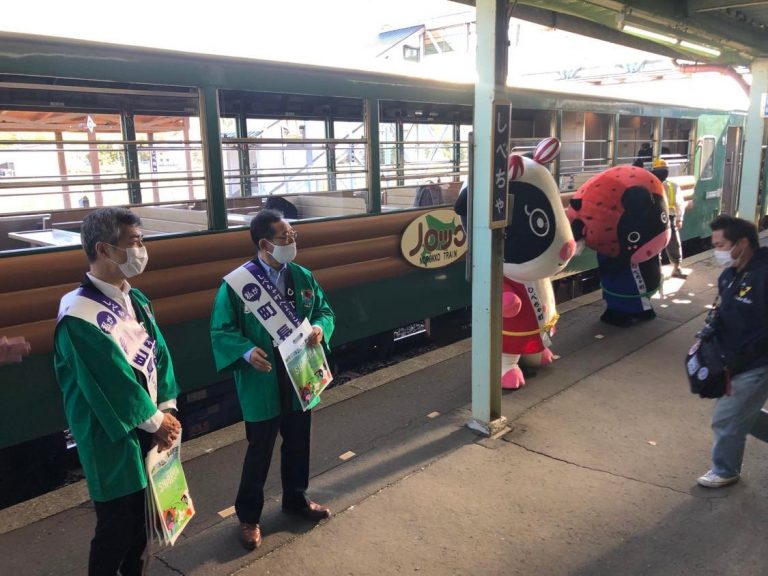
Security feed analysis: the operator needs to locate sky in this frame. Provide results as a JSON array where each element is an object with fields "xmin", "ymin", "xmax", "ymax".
[
  {"xmin": 0, "ymin": 0, "xmax": 750, "ymax": 111},
  {"xmin": 0, "ymin": 0, "xmax": 466, "ymax": 65}
]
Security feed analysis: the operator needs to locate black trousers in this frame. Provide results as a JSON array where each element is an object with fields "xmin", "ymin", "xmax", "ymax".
[
  {"xmin": 235, "ymin": 351, "xmax": 312, "ymax": 524},
  {"xmin": 89, "ymin": 430, "xmax": 152, "ymax": 576},
  {"xmin": 90, "ymin": 489, "xmax": 147, "ymax": 576}
]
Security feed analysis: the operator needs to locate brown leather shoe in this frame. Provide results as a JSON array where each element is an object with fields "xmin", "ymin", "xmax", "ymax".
[
  {"xmin": 239, "ymin": 523, "xmax": 262, "ymax": 550},
  {"xmin": 282, "ymin": 500, "xmax": 331, "ymax": 521}
]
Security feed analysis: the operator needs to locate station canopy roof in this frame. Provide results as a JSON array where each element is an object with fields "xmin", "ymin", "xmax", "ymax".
[{"xmin": 458, "ymin": 1, "xmax": 768, "ymax": 66}]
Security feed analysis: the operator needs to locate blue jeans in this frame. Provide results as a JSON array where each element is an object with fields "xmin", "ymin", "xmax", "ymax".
[{"xmin": 711, "ymin": 365, "xmax": 768, "ymax": 477}]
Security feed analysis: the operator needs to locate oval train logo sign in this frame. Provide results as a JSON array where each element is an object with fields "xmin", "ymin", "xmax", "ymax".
[{"xmin": 400, "ymin": 209, "xmax": 467, "ymax": 269}]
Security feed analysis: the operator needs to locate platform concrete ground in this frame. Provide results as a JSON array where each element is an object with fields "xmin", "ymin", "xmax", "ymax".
[{"xmin": 2, "ymin": 240, "xmax": 767, "ymax": 576}]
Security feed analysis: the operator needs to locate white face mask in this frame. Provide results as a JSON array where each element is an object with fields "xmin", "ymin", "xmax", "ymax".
[
  {"xmin": 267, "ymin": 241, "xmax": 297, "ymax": 264},
  {"xmin": 713, "ymin": 248, "xmax": 734, "ymax": 268},
  {"xmin": 109, "ymin": 245, "xmax": 148, "ymax": 277}
]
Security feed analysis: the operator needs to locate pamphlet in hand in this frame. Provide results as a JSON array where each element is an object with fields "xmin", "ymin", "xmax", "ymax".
[
  {"xmin": 278, "ymin": 318, "xmax": 333, "ymax": 411},
  {"xmin": 145, "ymin": 434, "xmax": 195, "ymax": 546}
]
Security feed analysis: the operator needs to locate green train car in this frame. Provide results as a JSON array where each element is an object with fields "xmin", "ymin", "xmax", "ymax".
[{"xmin": 0, "ymin": 33, "xmax": 753, "ymax": 479}]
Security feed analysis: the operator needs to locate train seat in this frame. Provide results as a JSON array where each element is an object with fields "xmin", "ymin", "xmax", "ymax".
[
  {"xmin": 0, "ymin": 213, "xmax": 51, "ymax": 250},
  {"xmin": 383, "ymin": 182, "xmax": 462, "ymax": 210},
  {"xmin": 0, "ymin": 210, "xmax": 434, "ymax": 354},
  {"xmin": 291, "ymin": 194, "xmax": 367, "ymax": 219}
]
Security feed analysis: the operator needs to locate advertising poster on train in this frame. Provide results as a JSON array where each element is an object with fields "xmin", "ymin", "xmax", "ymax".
[
  {"xmin": 278, "ymin": 319, "xmax": 333, "ymax": 411},
  {"xmin": 145, "ymin": 436, "xmax": 195, "ymax": 546}
]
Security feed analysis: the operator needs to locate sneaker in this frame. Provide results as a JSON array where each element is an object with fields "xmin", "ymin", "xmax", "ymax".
[
  {"xmin": 697, "ymin": 470, "xmax": 739, "ymax": 488},
  {"xmin": 671, "ymin": 269, "xmax": 688, "ymax": 279}
]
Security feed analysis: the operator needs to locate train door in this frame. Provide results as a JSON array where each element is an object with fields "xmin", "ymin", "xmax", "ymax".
[
  {"xmin": 720, "ymin": 126, "xmax": 742, "ymax": 215},
  {"xmin": 690, "ymin": 113, "xmax": 731, "ymax": 238}
]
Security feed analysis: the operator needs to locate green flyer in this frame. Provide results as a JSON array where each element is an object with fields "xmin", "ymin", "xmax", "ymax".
[
  {"xmin": 145, "ymin": 436, "xmax": 195, "ymax": 546},
  {"xmin": 278, "ymin": 319, "xmax": 334, "ymax": 411}
]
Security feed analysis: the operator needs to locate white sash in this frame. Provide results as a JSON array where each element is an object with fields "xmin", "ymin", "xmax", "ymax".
[
  {"xmin": 630, "ymin": 264, "xmax": 653, "ymax": 311},
  {"xmin": 224, "ymin": 261, "xmax": 301, "ymax": 345},
  {"xmin": 523, "ymin": 281, "xmax": 553, "ymax": 347},
  {"xmin": 58, "ymin": 287, "xmax": 159, "ymax": 402}
]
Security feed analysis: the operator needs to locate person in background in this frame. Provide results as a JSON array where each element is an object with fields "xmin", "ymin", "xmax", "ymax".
[
  {"xmin": 210, "ymin": 209, "xmax": 335, "ymax": 551},
  {"xmin": 0, "ymin": 335, "xmax": 30, "ymax": 365},
  {"xmin": 634, "ymin": 142, "xmax": 653, "ymax": 167},
  {"xmin": 54, "ymin": 207, "xmax": 180, "ymax": 575},
  {"xmin": 698, "ymin": 215, "xmax": 768, "ymax": 488},
  {"xmin": 651, "ymin": 158, "xmax": 688, "ymax": 278}
]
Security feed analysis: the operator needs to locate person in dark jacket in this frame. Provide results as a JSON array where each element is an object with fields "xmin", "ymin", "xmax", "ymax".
[
  {"xmin": 698, "ymin": 214, "xmax": 768, "ymax": 488},
  {"xmin": 453, "ymin": 182, "xmax": 468, "ymax": 232}
]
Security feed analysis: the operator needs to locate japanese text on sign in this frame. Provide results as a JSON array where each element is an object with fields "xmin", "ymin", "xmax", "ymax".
[{"xmin": 491, "ymin": 102, "xmax": 511, "ymax": 228}]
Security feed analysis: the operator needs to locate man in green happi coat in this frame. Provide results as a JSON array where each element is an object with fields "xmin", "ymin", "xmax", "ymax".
[
  {"xmin": 54, "ymin": 208, "xmax": 181, "ymax": 576},
  {"xmin": 210, "ymin": 209, "xmax": 335, "ymax": 551}
]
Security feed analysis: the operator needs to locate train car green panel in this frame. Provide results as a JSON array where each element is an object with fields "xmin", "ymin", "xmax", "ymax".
[
  {"xmin": 0, "ymin": 263, "xmax": 470, "ymax": 449},
  {"xmin": 682, "ymin": 114, "xmax": 731, "ymax": 241}
]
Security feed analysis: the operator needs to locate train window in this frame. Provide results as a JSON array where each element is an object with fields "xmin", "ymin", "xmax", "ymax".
[
  {"xmin": 220, "ymin": 119, "xmax": 367, "ymax": 223},
  {"xmin": 510, "ymin": 109, "xmax": 554, "ymax": 154},
  {"xmin": 220, "ymin": 117, "xmax": 243, "ymax": 198},
  {"xmin": 402, "ymin": 123, "xmax": 454, "ymax": 185},
  {"xmin": 0, "ymin": 112, "xmax": 126, "ymax": 217},
  {"xmin": 661, "ymin": 118, "xmax": 694, "ymax": 177},
  {"xmin": 380, "ymin": 121, "xmax": 465, "ymax": 211},
  {"xmin": 333, "ymin": 121, "xmax": 367, "ymax": 193},
  {"xmin": 217, "ymin": 90, "xmax": 367, "ymax": 223},
  {"xmin": 0, "ymin": 81, "xmax": 206, "ymax": 250},
  {"xmin": 698, "ymin": 136, "xmax": 716, "ymax": 181},
  {"xmin": 134, "ymin": 115, "xmax": 205, "ymax": 205},
  {"xmin": 459, "ymin": 124, "xmax": 471, "ymax": 179},
  {"xmin": 559, "ymin": 111, "xmax": 612, "ymax": 192},
  {"xmin": 618, "ymin": 115, "xmax": 659, "ymax": 166}
]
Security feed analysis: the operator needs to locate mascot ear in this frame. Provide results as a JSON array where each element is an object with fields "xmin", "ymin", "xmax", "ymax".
[
  {"xmin": 533, "ymin": 137, "xmax": 560, "ymax": 165},
  {"xmin": 508, "ymin": 154, "xmax": 525, "ymax": 181},
  {"xmin": 621, "ymin": 186, "xmax": 654, "ymax": 212},
  {"xmin": 569, "ymin": 197, "xmax": 582, "ymax": 211}
]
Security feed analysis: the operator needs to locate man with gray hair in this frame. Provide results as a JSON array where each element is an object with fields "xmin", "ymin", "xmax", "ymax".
[{"xmin": 54, "ymin": 207, "xmax": 181, "ymax": 575}]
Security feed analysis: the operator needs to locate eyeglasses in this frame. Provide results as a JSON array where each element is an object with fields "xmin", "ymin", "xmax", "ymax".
[{"xmin": 273, "ymin": 231, "xmax": 298, "ymax": 242}]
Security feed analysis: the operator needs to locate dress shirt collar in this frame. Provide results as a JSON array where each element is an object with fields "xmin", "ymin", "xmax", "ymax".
[
  {"xmin": 257, "ymin": 255, "xmax": 287, "ymax": 278},
  {"xmin": 86, "ymin": 272, "xmax": 132, "ymax": 305}
]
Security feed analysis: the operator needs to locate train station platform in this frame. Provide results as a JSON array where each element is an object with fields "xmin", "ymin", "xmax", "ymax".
[{"xmin": 2, "ymin": 240, "xmax": 768, "ymax": 576}]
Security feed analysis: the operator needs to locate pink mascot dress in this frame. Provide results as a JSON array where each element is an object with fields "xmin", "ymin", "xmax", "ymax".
[{"xmin": 501, "ymin": 138, "xmax": 577, "ymax": 389}]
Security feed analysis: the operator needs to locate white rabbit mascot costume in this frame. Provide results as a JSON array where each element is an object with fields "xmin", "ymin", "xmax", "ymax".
[{"xmin": 501, "ymin": 138, "xmax": 576, "ymax": 389}]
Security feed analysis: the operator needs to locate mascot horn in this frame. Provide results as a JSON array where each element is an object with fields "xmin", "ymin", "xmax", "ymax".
[
  {"xmin": 566, "ymin": 165, "xmax": 670, "ymax": 327},
  {"xmin": 500, "ymin": 137, "xmax": 576, "ymax": 389}
]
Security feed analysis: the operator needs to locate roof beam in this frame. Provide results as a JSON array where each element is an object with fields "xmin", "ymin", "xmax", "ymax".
[
  {"xmin": 688, "ymin": 0, "xmax": 768, "ymax": 13},
  {"xmin": 509, "ymin": 4, "xmax": 751, "ymax": 64}
]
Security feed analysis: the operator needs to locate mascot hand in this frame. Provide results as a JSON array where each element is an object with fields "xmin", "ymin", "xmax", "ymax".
[{"xmin": 502, "ymin": 291, "xmax": 522, "ymax": 318}]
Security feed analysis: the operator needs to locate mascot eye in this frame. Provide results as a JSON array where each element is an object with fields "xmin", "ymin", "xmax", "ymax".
[
  {"xmin": 661, "ymin": 212, "xmax": 669, "ymax": 224},
  {"xmin": 525, "ymin": 205, "xmax": 550, "ymax": 237},
  {"xmin": 627, "ymin": 231, "xmax": 641, "ymax": 243}
]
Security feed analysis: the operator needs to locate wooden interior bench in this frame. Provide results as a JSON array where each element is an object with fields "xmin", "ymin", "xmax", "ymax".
[
  {"xmin": 132, "ymin": 206, "xmax": 207, "ymax": 234},
  {"xmin": 132, "ymin": 205, "xmax": 251, "ymax": 232},
  {"xmin": 0, "ymin": 213, "xmax": 51, "ymax": 250},
  {"xmin": 382, "ymin": 182, "xmax": 463, "ymax": 209},
  {"xmin": 382, "ymin": 187, "xmax": 418, "ymax": 208},
  {"xmin": 0, "ymin": 209, "xmax": 442, "ymax": 355},
  {"xmin": 291, "ymin": 195, "xmax": 367, "ymax": 219}
]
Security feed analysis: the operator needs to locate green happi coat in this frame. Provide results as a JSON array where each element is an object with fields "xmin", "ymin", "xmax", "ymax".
[
  {"xmin": 54, "ymin": 287, "xmax": 179, "ymax": 502},
  {"xmin": 210, "ymin": 261, "xmax": 335, "ymax": 422}
]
